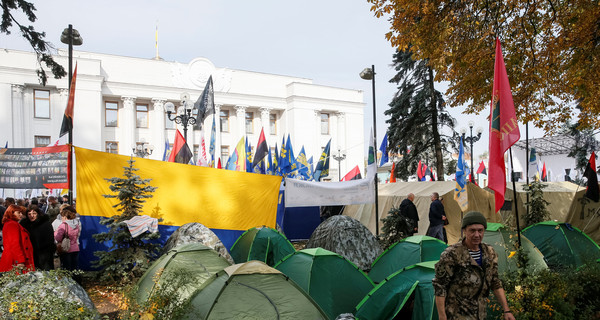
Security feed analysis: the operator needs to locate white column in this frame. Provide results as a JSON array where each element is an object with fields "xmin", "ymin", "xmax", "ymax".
[
  {"xmin": 151, "ymin": 98, "xmax": 167, "ymax": 160},
  {"xmin": 313, "ymin": 110, "xmax": 321, "ymax": 161},
  {"xmin": 260, "ymin": 107, "xmax": 271, "ymax": 137},
  {"xmin": 121, "ymin": 96, "xmax": 136, "ymax": 156},
  {"xmin": 234, "ymin": 105, "xmax": 247, "ymax": 139},
  {"xmin": 11, "ymin": 85, "xmax": 24, "ymax": 147}
]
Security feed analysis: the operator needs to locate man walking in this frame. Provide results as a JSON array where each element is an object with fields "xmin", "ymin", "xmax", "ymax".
[
  {"xmin": 426, "ymin": 192, "xmax": 446, "ymax": 241},
  {"xmin": 433, "ymin": 211, "xmax": 514, "ymax": 320},
  {"xmin": 399, "ymin": 193, "xmax": 419, "ymax": 235}
]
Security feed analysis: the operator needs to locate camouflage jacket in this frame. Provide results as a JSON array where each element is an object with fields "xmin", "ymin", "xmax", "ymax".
[{"xmin": 432, "ymin": 240, "xmax": 503, "ymax": 320}]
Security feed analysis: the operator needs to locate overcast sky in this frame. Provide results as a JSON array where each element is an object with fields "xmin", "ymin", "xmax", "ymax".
[{"xmin": 2, "ymin": 0, "xmax": 544, "ymax": 164}]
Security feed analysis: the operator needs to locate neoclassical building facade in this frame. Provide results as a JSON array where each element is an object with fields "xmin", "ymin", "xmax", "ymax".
[{"xmin": 0, "ymin": 49, "xmax": 365, "ymax": 180}]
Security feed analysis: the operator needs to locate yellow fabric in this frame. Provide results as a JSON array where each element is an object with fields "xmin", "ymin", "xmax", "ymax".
[{"xmin": 75, "ymin": 147, "xmax": 282, "ymax": 230}]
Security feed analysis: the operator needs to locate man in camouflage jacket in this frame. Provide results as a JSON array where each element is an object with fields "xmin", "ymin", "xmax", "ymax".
[{"xmin": 432, "ymin": 211, "xmax": 515, "ymax": 320}]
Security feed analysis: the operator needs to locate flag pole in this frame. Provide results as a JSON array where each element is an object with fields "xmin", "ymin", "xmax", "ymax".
[{"xmin": 508, "ymin": 147, "xmax": 522, "ymax": 247}]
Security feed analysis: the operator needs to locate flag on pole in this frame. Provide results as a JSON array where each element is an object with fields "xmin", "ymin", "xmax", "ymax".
[
  {"xmin": 584, "ymin": 152, "xmax": 599, "ymax": 202},
  {"xmin": 245, "ymin": 136, "xmax": 253, "ymax": 173},
  {"xmin": 313, "ymin": 139, "xmax": 331, "ymax": 181},
  {"xmin": 209, "ymin": 116, "xmax": 216, "ymax": 167},
  {"xmin": 217, "ymin": 157, "xmax": 222, "ymax": 169},
  {"xmin": 421, "ymin": 164, "xmax": 428, "ymax": 181},
  {"xmin": 193, "ymin": 75, "xmax": 214, "ymax": 130},
  {"xmin": 454, "ymin": 137, "xmax": 469, "ymax": 211},
  {"xmin": 488, "ymin": 38, "xmax": 521, "ymax": 213},
  {"xmin": 60, "ymin": 63, "xmax": 78, "ymax": 137},
  {"xmin": 528, "ymin": 148, "xmax": 538, "ymax": 179},
  {"xmin": 272, "ymin": 144, "xmax": 279, "ymax": 175},
  {"xmin": 379, "ymin": 133, "xmax": 389, "ymax": 167},
  {"xmin": 342, "ymin": 166, "xmax": 362, "ymax": 181},
  {"xmin": 286, "ymin": 134, "xmax": 296, "ymax": 175},
  {"xmin": 233, "ymin": 137, "xmax": 246, "ymax": 172},
  {"xmin": 278, "ymin": 136, "xmax": 288, "ymax": 176},
  {"xmin": 389, "ymin": 162, "xmax": 397, "ymax": 183},
  {"xmin": 541, "ymin": 162, "xmax": 547, "ymax": 181},
  {"xmin": 162, "ymin": 136, "xmax": 171, "ymax": 161},
  {"xmin": 417, "ymin": 160, "xmax": 423, "ymax": 181},
  {"xmin": 252, "ymin": 128, "xmax": 268, "ymax": 168},
  {"xmin": 168, "ymin": 129, "xmax": 193, "ymax": 164},
  {"xmin": 367, "ymin": 128, "xmax": 377, "ymax": 180},
  {"xmin": 476, "ymin": 161, "xmax": 487, "ymax": 175},
  {"xmin": 295, "ymin": 146, "xmax": 312, "ymax": 180}
]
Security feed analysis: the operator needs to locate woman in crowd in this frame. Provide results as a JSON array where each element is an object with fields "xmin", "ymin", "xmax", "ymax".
[
  {"xmin": 0, "ymin": 205, "xmax": 35, "ymax": 273},
  {"xmin": 20, "ymin": 204, "xmax": 56, "ymax": 270},
  {"xmin": 54, "ymin": 205, "xmax": 80, "ymax": 271}
]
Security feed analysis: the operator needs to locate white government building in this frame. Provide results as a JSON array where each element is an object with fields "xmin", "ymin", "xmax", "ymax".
[{"xmin": 0, "ymin": 48, "xmax": 366, "ymax": 181}]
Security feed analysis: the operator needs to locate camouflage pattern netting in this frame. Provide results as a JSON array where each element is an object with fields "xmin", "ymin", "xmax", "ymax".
[
  {"xmin": 306, "ymin": 215, "xmax": 382, "ymax": 271},
  {"xmin": 162, "ymin": 222, "xmax": 234, "ymax": 264}
]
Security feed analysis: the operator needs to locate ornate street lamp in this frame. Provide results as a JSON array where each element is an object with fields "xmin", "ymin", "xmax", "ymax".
[
  {"xmin": 333, "ymin": 148, "xmax": 346, "ymax": 181},
  {"xmin": 60, "ymin": 24, "xmax": 82, "ymax": 206},
  {"xmin": 131, "ymin": 141, "xmax": 154, "ymax": 158},
  {"xmin": 165, "ymin": 93, "xmax": 197, "ymax": 142},
  {"xmin": 460, "ymin": 120, "xmax": 483, "ymax": 183},
  {"xmin": 360, "ymin": 65, "xmax": 380, "ymax": 236}
]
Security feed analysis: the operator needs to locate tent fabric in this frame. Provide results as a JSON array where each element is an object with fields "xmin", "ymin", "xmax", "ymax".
[
  {"xmin": 503, "ymin": 181, "xmax": 580, "ymax": 226},
  {"xmin": 306, "ymin": 215, "xmax": 382, "ymax": 271},
  {"xmin": 355, "ymin": 261, "xmax": 438, "ymax": 320},
  {"xmin": 135, "ymin": 243, "xmax": 231, "ymax": 304},
  {"xmin": 483, "ymin": 223, "xmax": 547, "ymax": 274},
  {"xmin": 76, "ymin": 147, "xmax": 282, "ymax": 230},
  {"xmin": 162, "ymin": 223, "xmax": 234, "ymax": 264},
  {"xmin": 274, "ymin": 248, "xmax": 375, "ymax": 319},
  {"xmin": 522, "ymin": 221, "xmax": 600, "ymax": 269},
  {"xmin": 344, "ymin": 181, "xmax": 498, "ymax": 244},
  {"xmin": 181, "ymin": 260, "xmax": 327, "ymax": 320},
  {"xmin": 566, "ymin": 189, "xmax": 600, "ymax": 244},
  {"xmin": 229, "ymin": 226, "xmax": 296, "ymax": 266},
  {"xmin": 369, "ymin": 235, "xmax": 447, "ymax": 283},
  {"xmin": 280, "ymin": 206, "xmax": 321, "ymax": 241}
]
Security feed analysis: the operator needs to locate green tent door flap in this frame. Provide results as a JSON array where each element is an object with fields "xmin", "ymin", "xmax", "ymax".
[
  {"xmin": 230, "ymin": 226, "xmax": 296, "ymax": 266},
  {"xmin": 483, "ymin": 223, "xmax": 547, "ymax": 274}
]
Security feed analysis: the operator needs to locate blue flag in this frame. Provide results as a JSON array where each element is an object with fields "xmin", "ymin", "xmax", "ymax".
[
  {"xmin": 162, "ymin": 136, "xmax": 171, "ymax": 161},
  {"xmin": 209, "ymin": 116, "xmax": 216, "ymax": 167},
  {"xmin": 278, "ymin": 136, "xmax": 287, "ymax": 176},
  {"xmin": 245, "ymin": 136, "xmax": 253, "ymax": 173},
  {"xmin": 454, "ymin": 137, "xmax": 468, "ymax": 211},
  {"xmin": 286, "ymin": 134, "xmax": 296, "ymax": 176},
  {"xmin": 379, "ymin": 132, "xmax": 389, "ymax": 167},
  {"xmin": 296, "ymin": 146, "xmax": 311, "ymax": 180},
  {"xmin": 313, "ymin": 139, "xmax": 331, "ymax": 181}
]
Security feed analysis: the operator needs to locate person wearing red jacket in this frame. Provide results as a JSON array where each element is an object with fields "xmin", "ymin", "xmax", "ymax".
[{"xmin": 0, "ymin": 204, "xmax": 35, "ymax": 273}]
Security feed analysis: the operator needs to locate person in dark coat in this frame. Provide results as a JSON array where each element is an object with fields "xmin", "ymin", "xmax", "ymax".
[
  {"xmin": 20, "ymin": 205, "xmax": 56, "ymax": 270},
  {"xmin": 399, "ymin": 193, "xmax": 419, "ymax": 235},
  {"xmin": 426, "ymin": 192, "xmax": 447, "ymax": 241}
]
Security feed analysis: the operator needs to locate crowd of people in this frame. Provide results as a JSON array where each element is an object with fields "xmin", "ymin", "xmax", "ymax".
[{"xmin": 0, "ymin": 195, "xmax": 81, "ymax": 274}]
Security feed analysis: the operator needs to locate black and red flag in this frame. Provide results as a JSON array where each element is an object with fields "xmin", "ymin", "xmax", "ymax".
[
  {"xmin": 59, "ymin": 63, "xmax": 78, "ymax": 137},
  {"xmin": 168, "ymin": 129, "xmax": 193, "ymax": 164},
  {"xmin": 341, "ymin": 165, "xmax": 362, "ymax": 181},
  {"xmin": 584, "ymin": 152, "xmax": 599, "ymax": 202},
  {"xmin": 476, "ymin": 161, "xmax": 487, "ymax": 175},
  {"xmin": 252, "ymin": 127, "xmax": 268, "ymax": 168}
]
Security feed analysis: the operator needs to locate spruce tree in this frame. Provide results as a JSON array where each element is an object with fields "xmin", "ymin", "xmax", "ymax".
[
  {"xmin": 93, "ymin": 158, "xmax": 161, "ymax": 284},
  {"xmin": 523, "ymin": 181, "xmax": 550, "ymax": 227},
  {"xmin": 385, "ymin": 48, "xmax": 458, "ymax": 180}
]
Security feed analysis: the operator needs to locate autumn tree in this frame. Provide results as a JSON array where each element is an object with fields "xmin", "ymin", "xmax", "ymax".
[
  {"xmin": 367, "ymin": 0, "xmax": 600, "ymax": 133},
  {"xmin": 385, "ymin": 48, "xmax": 457, "ymax": 180},
  {"xmin": 1, "ymin": 0, "xmax": 66, "ymax": 84}
]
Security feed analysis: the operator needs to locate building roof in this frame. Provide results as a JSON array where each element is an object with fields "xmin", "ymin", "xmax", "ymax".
[{"xmin": 513, "ymin": 135, "xmax": 575, "ymax": 156}]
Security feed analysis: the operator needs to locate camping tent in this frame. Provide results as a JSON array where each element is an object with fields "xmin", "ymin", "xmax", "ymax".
[
  {"xmin": 344, "ymin": 181, "xmax": 498, "ymax": 244},
  {"xmin": 369, "ymin": 235, "xmax": 447, "ymax": 283},
  {"xmin": 274, "ymin": 248, "xmax": 374, "ymax": 319},
  {"xmin": 162, "ymin": 222, "xmax": 234, "ymax": 264},
  {"xmin": 305, "ymin": 215, "xmax": 382, "ymax": 271},
  {"xmin": 135, "ymin": 243, "xmax": 231, "ymax": 304},
  {"xmin": 355, "ymin": 261, "xmax": 438, "ymax": 320},
  {"xmin": 483, "ymin": 223, "xmax": 547, "ymax": 274},
  {"xmin": 180, "ymin": 260, "xmax": 327, "ymax": 319},
  {"xmin": 503, "ymin": 181, "xmax": 580, "ymax": 226},
  {"xmin": 522, "ymin": 221, "xmax": 600, "ymax": 269},
  {"xmin": 565, "ymin": 189, "xmax": 600, "ymax": 243},
  {"xmin": 229, "ymin": 226, "xmax": 296, "ymax": 266}
]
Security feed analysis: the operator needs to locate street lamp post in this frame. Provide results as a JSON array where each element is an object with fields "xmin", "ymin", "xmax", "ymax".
[
  {"xmin": 131, "ymin": 141, "xmax": 154, "ymax": 158},
  {"xmin": 60, "ymin": 24, "xmax": 82, "ymax": 206},
  {"xmin": 165, "ymin": 93, "xmax": 197, "ymax": 142},
  {"xmin": 461, "ymin": 121, "xmax": 483, "ymax": 183},
  {"xmin": 360, "ymin": 65, "xmax": 380, "ymax": 236},
  {"xmin": 333, "ymin": 148, "xmax": 346, "ymax": 181}
]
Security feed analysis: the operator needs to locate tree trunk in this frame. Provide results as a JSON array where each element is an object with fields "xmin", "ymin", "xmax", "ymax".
[{"xmin": 428, "ymin": 67, "xmax": 445, "ymax": 181}]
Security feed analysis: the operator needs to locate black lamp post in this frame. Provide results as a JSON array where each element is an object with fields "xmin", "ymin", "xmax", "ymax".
[
  {"xmin": 360, "ymin": 65, "xmax": 380, "ymax": 236},
  {"xmin": 333, "ymin": 148, "xmax": 346, "ymax": 181},
  {"xmin": 165, "ymin": 94, "xmax": 197, "ymax": 142},
  {"xmin": 60, "ymin": 24, "xmax": 82, "ymax": 206},
  {"xmin": 131, "ymin": 141, "xmax": 154, "ymax": 158},
  {"xmin": 461, "ymin": 121, "xmax": 483, "ymax": 183}
]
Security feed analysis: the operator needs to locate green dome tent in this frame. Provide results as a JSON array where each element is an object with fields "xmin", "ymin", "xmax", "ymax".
[
  {"xmin": 369, "ymin": 235, "xmax": 447, "ymax": 283},
  {"xmin": 522, "ymin": 221, "xmax": 600, "ymax": 269},
  {"xmin": 135, "ymin": 243, "xmax": 231, "ymax": 304},
  {"xmin": 230, "ymin": 226, "xmax": 296, "ymax": 266},
  {"xmin": 355, "ymin": 261, "xmax": 438, "ymax": 320},
  {"xmin": 483, "ymin": 223, "xmax": 547, "ymax": 274},
  {"xmin": 274, "ymin": 248, "xmax": 375, "ymax": 319},
  {"xmin": 180, "ymin": 260, "xmax": 328, "ymax": 320}
]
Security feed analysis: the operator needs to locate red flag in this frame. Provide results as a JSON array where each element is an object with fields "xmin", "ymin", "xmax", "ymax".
[
  {"xmin": 217, "ymin": 157, "xmax": 222, "ymax": 169},
  {"xmin": 584, "ymin": 152, "xmax": 599, "ymax": 202},
  {"xmin": 59, "ymin": 63, "xmax": 78, "ymax": 137},
  {"xmin": 541, "ymin": 162, "xmax": 547, "ymax": 181},
  {"xmin": 417, "ymin": 160, "xmax": 423, "ymax": 180},
  {"xmin": 341, "ymin": 165, "xmax": 362, "ymax": 181},
  {"xmin": 168, "ymin": 129, "xmax": 193, "ymax": 164},
  {"xmin": 252, "ymin": 127, "xmax": 268, "ymax": 168},
  {"xmin": 488, "ymin": 38, "xmax": 521, "ymax": 213},
  {"xmin": 476, "ymin": 161, "xmax": 487, "ymax": 175},
  {"xmin": 389, "ymin": 162, "xmax": 397, "ymax": 183}
]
